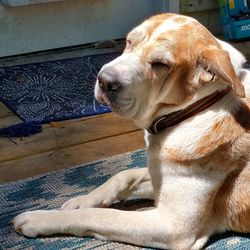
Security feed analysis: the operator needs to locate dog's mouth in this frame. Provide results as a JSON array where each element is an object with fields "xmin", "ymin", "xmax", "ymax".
[
  {"xmin": 97, "ymin": 92, "xmax": 111, "ymax": 106},
  {"xmin": 96, "ymin": 88, "xmax": 136, "ymax": 117},
  {"xmin": 109, "ymin": 96, "xmax": 136, "ymax": 115}
]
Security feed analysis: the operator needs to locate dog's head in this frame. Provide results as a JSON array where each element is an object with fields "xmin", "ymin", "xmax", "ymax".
[{"xmin": 95, "ymin": 13, "xmax": 245, "ymax": 127}]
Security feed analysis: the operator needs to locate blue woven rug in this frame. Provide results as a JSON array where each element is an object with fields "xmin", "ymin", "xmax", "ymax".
[
  {"xmin": 0, "ymin": 150, "xmax": 249, "ymax": 249},
  {"xmin": 0, "ymin": 53, "xmax": 119, "ymax": 124}
]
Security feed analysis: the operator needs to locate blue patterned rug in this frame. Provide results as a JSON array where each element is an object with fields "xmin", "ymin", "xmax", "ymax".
[
  {"xmin": 0, "ymin": 53, "xmax": 119, "ymax": 124},
  {"xmin": 0, "ymin": 150, "xmax": 250, "ymax": 249}
]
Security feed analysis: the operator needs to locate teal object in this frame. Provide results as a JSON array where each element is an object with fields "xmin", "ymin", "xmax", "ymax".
[{"xmin": 219, "ymin": 0, "xmax": 250, "ymax": 40}]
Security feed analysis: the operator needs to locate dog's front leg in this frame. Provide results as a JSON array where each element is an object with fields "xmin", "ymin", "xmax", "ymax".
[
  {"xmin": 13, "ymin": 208, "xmax": 169, "ymax": 249},
  {"xmin": 62, "ymin": 168, "xmax": 154, "ymax": 210}
]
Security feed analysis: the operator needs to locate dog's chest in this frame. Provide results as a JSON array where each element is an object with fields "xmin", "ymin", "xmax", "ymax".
[
  {"xmin": 145, "ymin": 131, "xmax": 227, "ymax": 213},
  {"xmin": 144, "ymin": 122, "xmax": 205, "ymax": 166}
]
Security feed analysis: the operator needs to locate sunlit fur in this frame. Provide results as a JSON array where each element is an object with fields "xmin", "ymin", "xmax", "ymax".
[{"xmin": 14, "ymin": 13, "xmax": 250, "ymax": 250}]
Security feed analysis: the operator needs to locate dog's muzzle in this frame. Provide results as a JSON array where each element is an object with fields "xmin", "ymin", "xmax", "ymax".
[
  {"xmin": 96, "ymin": 66, "xmax": 136, "ymax": 117},
  {"xmin": 95, "ymin": 53, "xmax": 141, "ymax": 117},
  {"xmin": 98, "ymin": 67, "xmax": 122, "ymax": 94}
]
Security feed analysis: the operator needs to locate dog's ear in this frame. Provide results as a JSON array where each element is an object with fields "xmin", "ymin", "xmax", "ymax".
[{"xmin": 197, "ymin": 48, "xmax": 245, "ymax": 98}]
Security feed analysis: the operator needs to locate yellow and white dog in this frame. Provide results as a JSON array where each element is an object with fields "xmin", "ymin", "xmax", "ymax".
[{"xmin": 14, "ymin": 13, "xmax": 250, "ymax": 250}]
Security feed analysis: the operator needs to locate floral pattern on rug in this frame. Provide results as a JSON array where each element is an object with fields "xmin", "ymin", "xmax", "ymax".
[{"xmin": 0, "ymin": 53, "xmax": 119, "ymax": 123}]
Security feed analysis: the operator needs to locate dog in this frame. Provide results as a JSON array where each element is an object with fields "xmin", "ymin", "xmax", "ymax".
[{"xmin": 13, "ymin": 13, "xmax": 250, "ymax": 250}]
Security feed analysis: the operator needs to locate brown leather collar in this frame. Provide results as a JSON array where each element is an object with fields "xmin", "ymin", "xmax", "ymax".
[{"xmin": 147, "ymin": 87, "xmax": 232, "ymax": 134}]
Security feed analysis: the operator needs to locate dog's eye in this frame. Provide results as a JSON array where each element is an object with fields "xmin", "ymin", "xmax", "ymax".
[
  {"xmin": 126, "ymin": 39, "xmax": 132, "ymax": 48},
  {"xmin": 150, "ymin": 61, "xmax": 169, "ymax": 70},
  {"xmin": 127, "ymin": 39, "xmax": 131, "ymax": 45}
]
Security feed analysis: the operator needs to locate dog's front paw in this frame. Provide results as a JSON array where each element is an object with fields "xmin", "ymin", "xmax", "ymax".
[
  {"xmin": 61, "ymin": 195, "xmax": 93, "ymax": 210},
  {"xmin": 13, "ymin": 210, "xmax": 58, "ymax": 237},
  {"xmin": 61, "ymin": 194, "xmax": 111, "ymax": 210}
]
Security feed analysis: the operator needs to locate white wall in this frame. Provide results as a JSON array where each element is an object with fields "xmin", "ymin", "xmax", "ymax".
[{"xmin": 0, "ymin": 0, "xmax": 174, "ymax": 57}]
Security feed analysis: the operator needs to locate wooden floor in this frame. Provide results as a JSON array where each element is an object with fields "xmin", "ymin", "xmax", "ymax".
[{"xmin": 0, "ymin": 102, "xmax": 145, "ymax": 184}]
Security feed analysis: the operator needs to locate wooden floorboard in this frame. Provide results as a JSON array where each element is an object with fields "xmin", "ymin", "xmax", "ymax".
[
  {"xmin": 0, "ymin": 102, "xmax": 14, "ymax": 118},
  {"xmin": 0, "ymin": 113, "xmax": 21, "ymax": 128},
  {"xmin": 0, "ymin": 130, "xmax": 145, "ymax": 183},
  {"xmin": 0, "ymin": 113, "xmax": 140, "ymax": 163}
]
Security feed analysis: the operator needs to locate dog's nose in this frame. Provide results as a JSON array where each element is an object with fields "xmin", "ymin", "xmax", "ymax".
[{"xmin": 98, "ymin": 68, "xmax": 121, "ymax": 93}]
